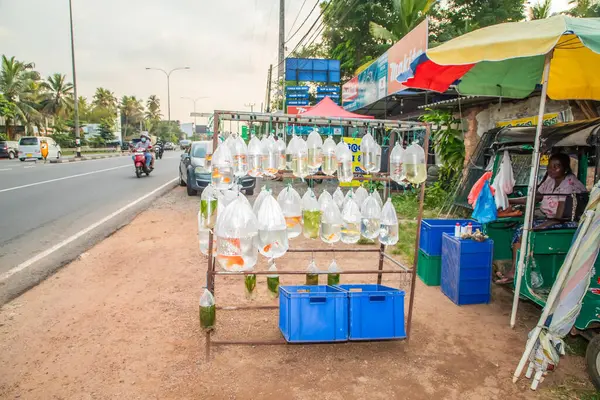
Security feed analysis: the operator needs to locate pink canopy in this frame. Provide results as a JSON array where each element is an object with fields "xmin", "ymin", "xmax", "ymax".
[{"xmin": 299, "ymin": 96, "xmax": 374, "ymax": 119}]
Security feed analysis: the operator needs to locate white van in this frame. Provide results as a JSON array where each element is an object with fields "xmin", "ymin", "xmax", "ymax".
[{"xmin": 19, "ymin": 136, "xmax": 62, "ymax": 161}]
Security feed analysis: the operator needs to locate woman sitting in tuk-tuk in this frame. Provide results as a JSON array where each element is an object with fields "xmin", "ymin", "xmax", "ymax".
[{"xmin": 495, "ymin": 153, "xmax": 587, "ymax": 284}]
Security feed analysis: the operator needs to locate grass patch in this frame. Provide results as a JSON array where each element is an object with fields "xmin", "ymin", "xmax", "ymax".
[
  {"xmin": 565, "ymin": 335, "xmax": 588, "ymax": 357},
  {"xmin": 391, "ymin": 191, "xmax": 442, "ymax": 220},
  {"xmin": 547, "ymin": 376, "xmax": 599, "ymax": 400},
  {"xmin": 357, "ymin": 238, "xmax": 375, "ymax": 245},
  {"xmin": 391, "ymin": 221, "xmax": 417, "ymax": 265}
]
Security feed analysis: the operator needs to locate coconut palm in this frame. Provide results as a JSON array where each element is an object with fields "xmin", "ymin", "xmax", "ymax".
[
  {"xmin": 145, "ymin": 95, "xmax": 161, "ymax": 121},
  {"xmin": 0, "ymin": 55, "xmax": 41, "ymax": 138},
  {"xmin": 40, "ymin": 73, "xmax": 74, "ymax": 119},
  {"xmin": 120, "ymin": 95, "xmax": 144, "ymax": 139},
  {"xmin": 530, "ymin": 0, "xmax": 553, "ymax": 19},
  {"xmin": 568, "ymin": 0, "xmax": 600, "ymax": 16},
  {"xmin": 92, "ymin": 87, "xmax": 118, "ymax": 113},
  {"xmin": 369, "ymin": 0, "xmax": 436, "ymax": 42}
]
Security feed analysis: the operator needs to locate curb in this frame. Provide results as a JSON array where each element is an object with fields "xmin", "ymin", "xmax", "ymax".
[{"xmin": 50, "ymin": 153, "xmax": 126, "ymax": 164}]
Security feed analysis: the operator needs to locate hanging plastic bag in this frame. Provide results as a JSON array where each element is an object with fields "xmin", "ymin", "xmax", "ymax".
[
  {"xmin": 291, "ymin": 137, "xmax": 309, "ymax": 178},
  {"xmin": 215, "ymin": 197, "xmax": 258, "ymax": 271},
  {"xmin": 244, "ymin": 274, "xmax": 257, "ymax": 299},
  {"xmin": 327, "ymin": 260, "xmax": 341, "ymax": 286},
  {"xmin": 342, "ymin": 188, "xmax": 354, "ymax": 211},
  {"xmin": 256, "ymin": 194, "xmax": 289, "ymax": 258},
  {"xmin": 217, "ymin": 188, "xmax": 238, "ymax": 215},
  {"xmin": 471, "ymin": 181, "xmax": 498, "ymax": 224},
  {"xmin": 361, "ymin": 194, "xmax": 382, "ymax": 240},
  {"xmin": 468, "ymin": 171, "xmax": 494, "ymax": 207},
  {"xmin": 354, "ymin": 186, "xmax": 369, "ymax": 210},
  {"xmin": 318, "ymin": 190, "xmax": 333, "ymax": 212},
  {"xmin": 379, "ymin": 198, "xmax": 399, "ymax": 245},
  {"xmin": 333, "ymin": 187, "xmax": 345, "ymax": 210},
  {"xmin": 360, "ymin": 132, "xmax": 377, "ymax": 172},
  {"xmin": 286, "ymin": 134, "xmax": 299, "ymax": 170},
  {"xmin": 302, "ymin": 188, "xmax": 321, "ymax": 239},
  {"xmin": 372, "ymin": 189, "xmax": 383, "ymax": 208},
  {"xmin": 341, "ymin": 197, "xmax": 361, "ymax": 244},
  {"xmin": 200, "ymin": 184, "xmax": 218, "ymax": 229},
  {"xmin": 336, "ymin": 142, "xmax": 354, "ymax": 183},
  {"xmin": 277, "ymin": 185, "xmax": 303, "ymax": 239},
  {"xmin": 306, "ymin": 129, "xmax": 323, "ymax": 173},
  {"xmin": 211, "ymin": 144, "xmax": 234, "ymax": 190},
  {"xmin": 199, "ymin": 288, "xmax": 216, "ymax": 330},
  {"xmin": 372, "ymin": 143, "xmax": 382, "ymax": 173},
  {"xmin": 231, "ymin": 135, "xmax": 249, "ymax": 177},
  {"xmin": 389, "ymin": 141, "xmax": 405, "ymax": 183},
  {"xmin": 198, "ymin": 207, "xmax": 216, "ymax": 256},
  {"xmin": 321, "ymin": 137, "xmax": 337, "ymax": 176},
  {"xmin": 262, "ymin": 135, "xmax": 279, "ymax": 177},
  {"xmin": 266, "ymin": 260, "xmax": 280, "ymax": 298},
  {"xmin": 247, "ymin": 136, "xmax": 263, "ymax": 177},
  {"xmin": 321, "ymin": 199, "xmax": 343, "ymax": 244},
  {"xmin": 306, "ymin": 260, "xmax": 319, "ymax": 285},
  {"xmin": 276, "ymin": 137, "xmax": 287, "ymax": 170},
  {"xmin": 403, "ymin": 142, "xmax": 427, "ymax": 184}
]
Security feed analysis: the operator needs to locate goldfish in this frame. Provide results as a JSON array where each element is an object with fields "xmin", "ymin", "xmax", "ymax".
[
  {"xmin": 226, "ymin": 238, "xmax": 241, "ymax": 249},
  {"xmin": 212, "ymin": 168, "xmax": 222, "ymax": 178},
  {"xmin": 263, "ymin": 242, "xmax": 279, "ymax": 253},
  {"xmin": 223, "ymin": 177, "xmax": 231, "ymax": 184},
  {"xmin": 217, "ymin": 255, "xmax": 245, "ymax": 270},
  {"xmin": 285, "ymin": 216, "xmax": 302, "ymax": 228},
  {"xmin": 326, "ymin": 233, "xmax": 337, "ymax": 241}
]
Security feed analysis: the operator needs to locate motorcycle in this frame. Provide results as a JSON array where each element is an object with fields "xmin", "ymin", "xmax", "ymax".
[
  {"xmin": 155, "ymin": 142, "xmax": 163, "ymax": 160},
  {"xmin": 133, "ymin": 150, "xmax": 153, "ymax": 178}
]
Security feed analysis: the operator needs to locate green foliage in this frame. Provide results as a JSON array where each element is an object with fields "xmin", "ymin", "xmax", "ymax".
[
  {"xmin": 363, "ymin": 180, "xmax": 384, "ymax": 192},
  {"xmin": 391, "ymin": 221, "xmax": 417, "ymax": 264},
  {"xmin": 567, "ymin": 0, "xmax": 600, "ymax": 17},
  {"xmin": 98, "ymin": 118, "xmax": 116, "ymax": 143},
  {"xmin": 145, "ymin": 95, "xmax": 161, "ymax": 122},
  {"xmin": 0, "ymin": 93, "xmax": 17, "ymax": 120},
  {"xmin": 420, "ymin": 108, "xmax": 465, "ymax": 173},
  {"xmin": 370, "ymin": 0, "xmax": 436, "ymax": 43},
  {"xmin": 154, "ymin": 120, "xmax": 184, "ymax": 143},
  {"xmin": 51, "ymin": 132, "xmax": 76, "ymax": 148},
  {"xmin": 530, "ymin": 0, "xmax": 553, "ymax": 19}
]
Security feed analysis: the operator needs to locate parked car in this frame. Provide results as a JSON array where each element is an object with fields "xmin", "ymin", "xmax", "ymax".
[
  {"xmin": 179, "ymin": 141, "xmax": 256, "ymax": 196},
  {"xmin": 179, "ymin": 139, "xmax": 191, "ymax": 150},
  {"xmin": 164, "ymin": 142, "xmax": 175, "ymax": 150},
  {"xmin": 0, "ymin": 140, "xmax": 18, "ymax": 159},
  {"xmin": 18, "ymin": 136, "xmax": 62, "ymax": 161}
]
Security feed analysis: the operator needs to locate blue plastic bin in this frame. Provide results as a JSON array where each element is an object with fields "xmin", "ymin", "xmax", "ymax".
[
  {"xmin": 279, "ymin": 285, "xmax": 348, "ymax": 343},
  {"xmin": 441, "ymin": 233, "xmax": 494, "ymax": 305},
  {"xmin": 420, "ymin": 219, "xmax": 482, "ymax": 256},
  {"xmin": 336, "ymin": 284, "xmax": 406, "ymax": 341}
]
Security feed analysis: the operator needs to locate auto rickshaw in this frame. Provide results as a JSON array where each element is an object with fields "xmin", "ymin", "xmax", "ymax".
[{"xmin": 478, "ymin": 118, "xmax": 600, "ymax": 387}]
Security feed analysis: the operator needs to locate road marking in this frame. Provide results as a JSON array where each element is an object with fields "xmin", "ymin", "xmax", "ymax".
[
  {"xmin": 0, "ymin": 168, "xmax": 12, "ymax": 171},
  {"xmin": 0, "ymin": 177, "xmax": 178, "ymax": 283},
  {"xmin": 24, "ymin": 165, "xmax": 36, "ymax": 169},
  {"xmin": 0, "ymin": 164, "xmax": 130, "ymax": 194}
]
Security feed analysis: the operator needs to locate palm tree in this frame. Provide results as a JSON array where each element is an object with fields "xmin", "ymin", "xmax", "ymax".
[
  {"xmin": 40, "ymin": 73, "xmax": 74, "ymax": 120},
  {"xmin": 145, "ymin": 95, "xmax": 161, "ymax": 121},
  {"xmin": 530, "ymin": 0, "xmax": 553, "ymax": 19},
  {"xmin": 120, "ymin": 95, "xmax": 144, "ymax": 139},
  {"xmin": 92, "ymin": 87, "xmax": 118, "ymax": 113},
  {"xmin": 369, "ymin": 0, "xmax": 436, "ymax": 43},
  {"xmin": 0, "ymin": 55, "xmax": 41, "ymax": 138},
  {"xmin": 568, "ymin": 0, "xmax": 600, "ymax": 16}
]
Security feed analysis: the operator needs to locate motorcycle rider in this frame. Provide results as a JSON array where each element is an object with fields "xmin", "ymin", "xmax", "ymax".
[{"xmin": 134, "ymin": 132, "xmax": 154, "ymax": 169}]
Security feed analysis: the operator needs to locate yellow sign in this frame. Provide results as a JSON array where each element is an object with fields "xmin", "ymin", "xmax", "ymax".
[
  {"xmin": 339, "ymin": 138, "xmax": 370, "ymax": 187},
  {"xmin": 540, "ymin": 154, "xmax": 549, "ymax": 167},
  {"xmin": 495, "ymin": 113, "xmax": 559, "ymax": 128}
]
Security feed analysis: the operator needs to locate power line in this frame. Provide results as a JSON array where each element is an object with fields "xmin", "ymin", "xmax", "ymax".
[
  {"xmin": 285, "ymin": 0, "xmax": 319, "ymax": 44},
  {"xmin": 301, "ymin": 0, "xmax": 359, "ymax": 52},
  {"xmin": 286, "ymin": 0, "xmax": 308, "ymax": 37}
]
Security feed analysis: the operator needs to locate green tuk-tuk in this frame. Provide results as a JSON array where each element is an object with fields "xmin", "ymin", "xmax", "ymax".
[{"xmin": 480, "ymin": 118, "xmax": 600, "ymax": 386}]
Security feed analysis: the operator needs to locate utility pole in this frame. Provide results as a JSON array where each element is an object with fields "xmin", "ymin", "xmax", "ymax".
[
  {"xmin": 244, "ymin": 103, "xmax": 256, "ymax": 113},
  {"xmin": 68, "ymin": 0, "xmax": 81, "ymax": 158},
  {"xmin": 266, "ymin": 64, "xmax": 273, "ymax": 113},
  {"xmin": 278, "ymin": 0, "xmax": 285, "ymax": 92}
]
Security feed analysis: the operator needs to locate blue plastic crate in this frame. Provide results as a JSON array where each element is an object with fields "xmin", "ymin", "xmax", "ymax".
[
  {"xmin": 441, "ymin": 233, "xmax": 494, "ymax": 305},
  {"xmin": 279, "ymin": 285, "xmax": 348, "ymax": 343},
  {"xmin": 420, "ymin": 219, "xmax": 482, "ymax": 256},
  {"xmin": 336, "ymin": 284, "xmax": 406, "ymax": 341}
]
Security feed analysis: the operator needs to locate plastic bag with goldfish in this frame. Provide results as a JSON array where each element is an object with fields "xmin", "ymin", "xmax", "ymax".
[
  {"xmin": 256, "ymin": 194, "xmax": 289, "ymax": 259},
  {"xmin": 320, "ymin": 197, "xmax": 342, "ymax": 244},
  {"xmin": 215, "ymin": 197, "xmax": 258, "ymax": 272},
  {"xmin": 277, "ymin": 185, "xmax": 303, "ymax": 239}
]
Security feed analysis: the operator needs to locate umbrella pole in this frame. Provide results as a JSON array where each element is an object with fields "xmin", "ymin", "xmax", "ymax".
[
  {"xmin": 510, "ymin": 52, "xmax": 553, "ymax": 329},
  {"xmin": 512, "ymin": 210, "xmax": 595, "ymax": 384}
]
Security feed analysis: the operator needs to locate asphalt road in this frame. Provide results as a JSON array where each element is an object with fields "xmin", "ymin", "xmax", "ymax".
[{"xmin": 0, "ymin": 152, "xmax": 182, "ymax": 304}]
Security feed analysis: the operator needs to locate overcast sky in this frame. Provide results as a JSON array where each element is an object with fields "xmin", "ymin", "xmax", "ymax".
[
  {"xmin": 0, "ymin": 0, "xmax": 573, "ymax": 125},
  {"xmin": 0, "ymin": 0, "xmax": 320, "ymax": 124}
]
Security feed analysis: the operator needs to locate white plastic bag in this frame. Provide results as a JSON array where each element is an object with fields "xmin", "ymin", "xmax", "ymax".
[
  {"xmin": 327, "ymin": 260, "xmax": 341, "ymax": 286},
  {"xmin": 198, "ymin": 208, "xmax": 215, "ymax": 256},
  {"xmin": 199, "ymin": 184, "xmax": 218, "ymax": 229},
  {"xmin": 354, "ymin": 186, "xmax": 369, "ymax": 210},
  {"xmin": 379, "ymin": 198, "xmax": 399, "ymax": 245},
  {"xmin": 291, "ymin": 137, "xmax": 309, "ymax": 178},
  {"xmin": 320, "ymin": 198, "xmax": 342, "ymax": 244},
  {"xmin": 302, "ymin": 188, "xmax": 321, "ymax": 239},
  {"xmin": 256, "ymin": 194, "xmax": 289, "ymax": 258},
  {"xmin": 389, "ymin": 141, "xmax": 405, "ymax": 183},
  {"xmin": 277, "ymin": 185, "xmax": 303, "ymax": 239},
  {"xmin": 336, "ymin": 142, "xmax": 353, "ymax": 183},
  {"xmin": 231, "ymin": 135, "xmax": 248, "ymax": 177},
  {"xmin": 372, "ymin": 189, "xmax": 383, "ymax": 209},
  {"xmin": 285, "ymin": 134, "xmax": 299, "ymax": 169},
  {"xmin": 262, "ymin": 135, "xmax": 279, "ymax": 177},
  {"xmin": 403, "ymin": 142, "xmax": 427, "ymax": 184},
  {"xmin": 215, "ymin": 197, "xmax": 258, "ymax": 271},
  {"xmin": 306, "ymin": 129, "xmax": 323, "ymax": 173},
  {"xmin": 333, "ymin": 187, "xmax": 345, "ymax": 210},
  {"xmin": 318, "ymin": 190, "xmax": 333, "ymax": 212},
  {"xmin": 306, "ymin": 260, "xmax": 319, "ymax": 285},
  {"xmin": 342, "ymin": 188, "xmax": 354, "ymax": 210},
  {"xmin": 492, "ymin": 150, "xmax": 515, "ymax": 210},
  {"xmin": 199, "ymin": 289, "xmax": 216, "ymax": 329},
  {"xmin": 211, "ymin": 144, "xmax": 234, "ymax": 190},
  {"xmin": 372, "ymin": 143, "xmax": 382, "ymax": 173},
  {"xmin": 276, "ymin": 137, "xmax": 287, "ymax": 170},
  {"xmin": 360, "ymin": 194, "xmax": 382, "ymax": 240},
  {"xmin": 341, "ymin": 197, "xmax": 361, "ymax": 244},
  {"xmin": 321, "ymin": 137, "xmax": 337, "ymax": 176},
  {"xmin": 252, "ymin": 186, "xmax": 271, "ymax": 216},
  {"xmin": 247, "ymin": 136, "xmax": 264, "ymax": 177},
  {"xmin": 360, "ymin": 132, "xmax": 377, "ymax": 172}
]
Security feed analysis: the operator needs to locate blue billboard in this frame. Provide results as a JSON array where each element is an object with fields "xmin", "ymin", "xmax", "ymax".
[
  {"xmin": 344, "ymin": 52, "xmax": 388, "ymax": 111},
  {"xmin": 285, "ymin": 58, "xmax": 341, "ymax": 83}
]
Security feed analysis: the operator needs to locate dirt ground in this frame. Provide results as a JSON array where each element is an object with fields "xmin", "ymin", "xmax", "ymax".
[{"xmin": 0, "ymin": 185, "xmax": 596, "ymax": 400}]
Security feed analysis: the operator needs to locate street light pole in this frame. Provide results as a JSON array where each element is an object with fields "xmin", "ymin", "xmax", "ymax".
[
  {"xmin": 181, "ymin": 96, "xmax": 208, "ymax": 128},
  {"xmin": 145, "ymin": 66, "xmax": 190, "ymax": 122},
  {"xmin": 68, "ymin": 0, "xmax": 81, "ymax": 158}
]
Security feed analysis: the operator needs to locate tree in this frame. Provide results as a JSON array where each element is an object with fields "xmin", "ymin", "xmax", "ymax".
[
  {"xmin": 530, "ymin": 0, "xmax": 553, "ymax": 19},
  {"xmin": 0, "ymin": 93, "xmax": 17, "ymax": 121},
  {"xmin": 369, "ymin": 0, "xmax": 436, "ymax": 43},
  {"xmin": 92, "ymin": 87, "xmax": 118, "ymax": 114},
  {"xmin": 145, "ymin": 95, "xmax": 161, "ymax": 122},
  {"xmin": 567, "ymin": 0, "xmax": 600, "ymax": 16},
  {"xmin": 0, "ymin": 55, "xmax": 41, "ymax": 138},
  {"xmin": 40, "ymin": 73, "xmax": 74, "ymax": 119},
  {"xmin": 97, "ymin": 118, "xmax": 116, "ymax": 143},
  {"xmin": 119, "ymin": 95, "xmax": 144, "ymax": 139}
]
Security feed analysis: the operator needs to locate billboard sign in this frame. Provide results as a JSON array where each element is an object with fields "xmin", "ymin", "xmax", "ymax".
[
  {"xmin": 286, "ymin": 99, "xmax": 310, "ymax": 106},
  {"xmin": 316, "ymin": 93, "xmax": 340, "ymax": 100},
  {"xmin": 286, "ymin": 126, "xmax": 342, "ymax": 136},
  {"xmin": 317, "ymin": 86, "xmax": 340, "ymax": 93},
  {"xmin": 287, "ymin": 105, "xmax": 313, "ymax": 115},
  {"xmin": 286, "ymin": 86, "xmax": 309, "ymax": 92},
  {"xmin": 342, "ymin": 76, "xmax": 359, "ymax": 109},
  {"xmin": 285, "ymin": 58, "xmax": 341, "ymax": 83},
  {"xmin": 287, "ymin": 92, "xmax": 309, "ymax": 99},
  {"xmin": 387, "ymin": 19, "xmax": 428, "ymax": 95},
  {"xmin": 339, "ymin": 137, "xmax": 370, "ymax": 187}
]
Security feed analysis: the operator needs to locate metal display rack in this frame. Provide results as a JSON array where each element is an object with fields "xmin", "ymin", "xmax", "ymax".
[{"xmin": 202, "ymin": 110, "xmax": 431, "ymax": 359}]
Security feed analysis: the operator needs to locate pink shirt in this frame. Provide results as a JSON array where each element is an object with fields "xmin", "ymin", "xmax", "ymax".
[{"xmin": 538, "ymin": 174, "xmax": 586, "ymax": 218}]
